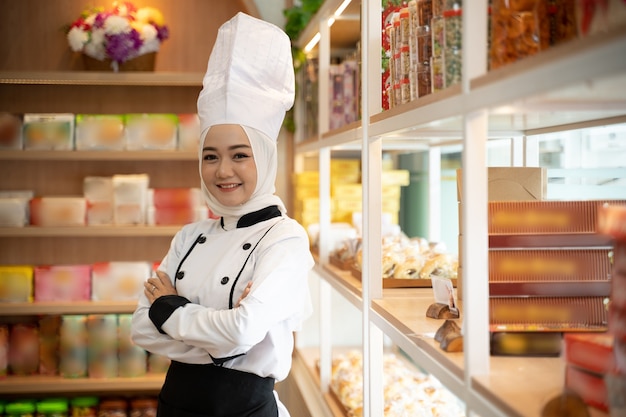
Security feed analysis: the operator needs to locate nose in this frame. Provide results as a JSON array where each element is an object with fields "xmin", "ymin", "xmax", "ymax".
[{"xmin": 216, "ymin": 158, "xmax": 233, "ymax": 178}]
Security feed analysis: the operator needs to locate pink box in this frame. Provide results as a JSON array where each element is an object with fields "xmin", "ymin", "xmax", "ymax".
[{"xmin": 34, "ymin": 265, "xmax": 91, "ymax": 302}]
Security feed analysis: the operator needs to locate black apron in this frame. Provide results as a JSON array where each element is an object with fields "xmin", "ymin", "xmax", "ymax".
[{"xmin": 157, "ymin": 361, "xmax": 278, "ymax": 417}]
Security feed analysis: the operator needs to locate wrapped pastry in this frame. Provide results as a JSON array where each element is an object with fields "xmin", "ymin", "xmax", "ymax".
[
  {"xmin": 419, "ymin": 253, "xmax": 458, "ymax": 279},
  {"xmin": 394, "ymin": 255, "xmax": 425, "ymax": 279}
]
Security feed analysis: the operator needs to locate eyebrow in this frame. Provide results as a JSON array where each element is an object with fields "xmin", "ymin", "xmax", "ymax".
[{"xmin": 202, "ymin": 144, "xmax": 252, "ymax": 152}]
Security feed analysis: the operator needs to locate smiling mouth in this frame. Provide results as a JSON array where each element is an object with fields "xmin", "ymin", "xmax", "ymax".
[{"xmin": 218, "ymin": 184, "xmax": 240, "ymax": 189}]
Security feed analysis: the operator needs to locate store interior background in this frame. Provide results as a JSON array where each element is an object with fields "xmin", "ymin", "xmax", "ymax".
[{"xmin": 1, "ymin": 0, "xmax": 626, "ymax": 415}]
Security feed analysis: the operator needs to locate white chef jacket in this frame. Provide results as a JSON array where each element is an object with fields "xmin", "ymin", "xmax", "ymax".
[{"xmin": 131, "ymin": 210, "xmax": 313, "ymax": 384}]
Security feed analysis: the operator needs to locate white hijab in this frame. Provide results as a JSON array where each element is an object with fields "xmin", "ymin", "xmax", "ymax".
[{"xmin": 199, "ymin": 125, "xmax": 286, "ymax": 225}]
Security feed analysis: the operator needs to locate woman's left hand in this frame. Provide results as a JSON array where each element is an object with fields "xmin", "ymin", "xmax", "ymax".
[{"xmin": 145, "ymin": 270, "xmax": 177, "ymax": 304}]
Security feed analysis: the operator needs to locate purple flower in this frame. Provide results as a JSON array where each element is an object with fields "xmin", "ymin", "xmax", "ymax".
[
  {"xmin": 93, "ymin": 12, "xmax": 112, "ymax": 29},
  {"xmin": 155, "ymin": 25, "xmax": 169, "ymax": 42},
  {"xmin": 105, "ymin": 29, "xmax": 143, "ymax": 63}
]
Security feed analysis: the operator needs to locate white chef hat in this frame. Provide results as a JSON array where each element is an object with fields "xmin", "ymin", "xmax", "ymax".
[{"xmin": 197, "ymin": 12, "xmax": 295, "ymax": 142}]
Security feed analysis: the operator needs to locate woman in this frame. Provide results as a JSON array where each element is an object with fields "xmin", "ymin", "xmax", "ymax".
[{"xmin": 131, "ymin": 12, "xmax": 313, "ymax": 417}]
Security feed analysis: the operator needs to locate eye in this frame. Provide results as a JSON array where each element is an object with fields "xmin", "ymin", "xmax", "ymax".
[
  {"xmin": 233, "ymin": 152, "xmax": 250, "ymax": 160},
  {"xmin": 203, "ymin": 153, "xmax": 218, "ymax": 162}
]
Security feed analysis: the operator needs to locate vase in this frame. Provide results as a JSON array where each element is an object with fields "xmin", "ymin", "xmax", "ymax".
[{"xmin": 82, "ymin": 52, "xmax": 156, "ymax": 72}]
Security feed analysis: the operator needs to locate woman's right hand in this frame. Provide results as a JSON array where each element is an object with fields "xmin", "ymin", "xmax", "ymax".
[{"xmin": 236, "ymin": 281, "xmax": 253, "ymax": 307}]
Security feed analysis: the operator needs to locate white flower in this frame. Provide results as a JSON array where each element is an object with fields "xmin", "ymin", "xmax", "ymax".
[
  {"xmin": 67, "ymin": 27, "xmax": 88, "ymax": 51},
  {"xmin": 139, "ymin": 24, "xmax": 157, "ymax": 42},
  {"xmin": 104, "ymin": 15, "xmax": 130, "ymax": 34},
  {"xmin": 83, "ymin": 28, "xmax": 106, "ymax": 60}
]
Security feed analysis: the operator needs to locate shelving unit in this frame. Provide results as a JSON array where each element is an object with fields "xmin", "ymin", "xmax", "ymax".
[
  {"xmin": 293, "ymin": 1, "xmax": 626, "ymax": 417},
  {"xmin": 0, "ymin": 71, "xmax": 203, "ymax": 397}
]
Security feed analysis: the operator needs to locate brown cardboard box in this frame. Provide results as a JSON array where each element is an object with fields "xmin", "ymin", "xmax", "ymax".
[{"xmin": 456, "ymin": 167, "xmax": 546, "ymax": 203}]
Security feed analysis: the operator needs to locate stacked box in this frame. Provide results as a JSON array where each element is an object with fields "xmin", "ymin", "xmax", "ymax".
[
  {"xmin": 146, "ymin": 188, "xmax": 207, "ymax": 225},
  {"xmin": 38, "ymin": 315, "xmax": 61, "ymax": 376},
  {"xmin": 0, "ymin": 190, "xmax": 34, "ymax": 227},
  {"xmin": 84, "ymin": 176, "xmax": 114, "ymax": 225},
  {"xmin": 75, "ymin": 114, "xmax": 125, "ymax": 150},
  {"xmin": 177, "ymin": 114, "xmax": 201, "ymax": 151},
  {"xmin": 86, "ymin": 314, "xmax": 118, "ymax": 378},
  {"xmin": 125, "ymin": 114, "xmax": 178, "ymax": 150},
  {"xmin": 0, "ymin": 112, "xmax": 23, "ymax": 149},
  {"xmin": 34, "ymin": 265, "xmax": 91, "ymax": 302},
  {"xmin": 22, "ymin": 114, "xmax": 74, "ymax": 150},
  {"xmin": 91, "ymin": 261, "xmax": 151, "ymax": 301},
  {"xmin": 0, "ymin": 266, "xmax": 33, "ymax": 302},
  {"xmin": 30, "ymin": 197, "xmax": 87, "ymax": 227},
  {"xmin": 59, "ymin": 315, "xmax": 88, "ymax": 378},
  {"xmin": 112, "ymin": 174, "xmax": 149, "ymax": 225}
]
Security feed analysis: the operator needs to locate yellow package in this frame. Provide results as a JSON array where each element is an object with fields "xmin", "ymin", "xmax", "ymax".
[{"xmin": 0, "ymin": 266, "xmax": 33, "ymax": 302}]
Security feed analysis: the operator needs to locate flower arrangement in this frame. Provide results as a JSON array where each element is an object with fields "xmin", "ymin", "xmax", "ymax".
[{"xmin": 67, "ymin": 1, "xmax": 169, "ymax": 71}]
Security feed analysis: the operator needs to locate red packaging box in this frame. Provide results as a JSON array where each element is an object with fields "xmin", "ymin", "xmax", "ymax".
[
  {"xmin": 565, "ymin": 365, "xmax": 608, "ymax": 412},
  {"xmin": 34, "ymin": 265, "xmax": 91, "ymax": 302},
  {"xmin": 564, "ymin": 333, "xmax": 615, "ymax": 375}
]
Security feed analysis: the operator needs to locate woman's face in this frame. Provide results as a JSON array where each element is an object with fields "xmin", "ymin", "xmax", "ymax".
[{"xmin": 201, "ymin": 124, "xmax": 257, "ymax": 207}]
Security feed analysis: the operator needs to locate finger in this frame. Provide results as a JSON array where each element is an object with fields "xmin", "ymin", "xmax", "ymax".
[{"xmin": 155, "ymin": 270, "xmax": 171, "ymax": 286}]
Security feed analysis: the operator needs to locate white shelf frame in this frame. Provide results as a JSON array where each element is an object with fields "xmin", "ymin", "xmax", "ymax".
[{"xmin": 294, "ymin": 1, "xmax": 626, "ymax": 417}]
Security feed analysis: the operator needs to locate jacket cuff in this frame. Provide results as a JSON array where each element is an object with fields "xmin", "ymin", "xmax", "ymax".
[{"xmin": 149, "ymin": 295, "xmax": 191, "ymax": 334}]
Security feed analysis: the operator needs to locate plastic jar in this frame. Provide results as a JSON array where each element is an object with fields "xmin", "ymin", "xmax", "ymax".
[
  {"xmin": 97, "ymin": 399, "xmax": 127, "ymax": 417},
  {"xmin": 36, "ymin": 399, "xmax": 68, "ymax": 417},
  {"xmin": 6, "ymin": 401, "xmax": 36, "ymax": 417},
  {"xmin": 70, "ymin": 397, "xmax": 99, "ymax": 417},
  {"xmin": 417, "ymin": 25, "xmax": 432, "ymax": 65},
  {"xmin": 129, "ymin": 398, "xmax": 157, "ymax": 417}
]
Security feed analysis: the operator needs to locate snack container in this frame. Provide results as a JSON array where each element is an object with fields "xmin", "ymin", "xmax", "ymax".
[
  {"xmin": 0, "ymin": 266, "xmax": 33, "ymax": 302},
  {"xmin": 38, "ymin": 315, "xmax": 61, "ymax": 376},
  {"xmin": 177, "ymin": 114, "xmax": 200, "ymax": 151},
  {"xmin": 75, "ymin": 114, "xmax": 126, "ymax": 150},
  {"xmin": 0, "ymin": 112, "xmax": 23, "ymax": 149},
  {"xmin": 84, "ymin": 176, "xmax": 114, "ymax": 225},
  {"xmin": 118, "ymin": 344, "xmax": 147, "ymax": 377},
  {"xmin": 0, "ymin": 196, "xmax": 31, "ymax": 227},
  {"xmin": 8, "ymin": 323, "xmax": 39, "ymax": 375},
  {"xmin": 125, "ymin": 114, "xmax": 178, "ymax": 150},
  {"xmin": 30, "ymin": 197, "xmax": 87, "ymax": 227},
  {"xmin": 59, "ymin": 315, "xmax": 87, "ymax": 378},
  {"xmin": 22, "ymin": 114, "xmax": 74, "ymax": 150},
  {"xmin": 147, "ymin": 206, "xmax": 208, "ymax": 226},
  {"xmin": 112, "ymin": 174, "xmax": 149, "ymax": 225},
  {"xmin": 117, "ymin": 314, "xmax": 133, "ymax": 351},
  {"xmin": 86, "ymin": 314, "xmax": 118, "ymax": 378},
  {"xmin": 0, "ymin": 324, "xmax": 8, "ymax": 377},
  {"xmin": 91, "ymin": 261, "xmax": 151, "ymax": 301},
  {"xmin": 34, "ymin": 265, "xmax": 91, "ymax": 302}
]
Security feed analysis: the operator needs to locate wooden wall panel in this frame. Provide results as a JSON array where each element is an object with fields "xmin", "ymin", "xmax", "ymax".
[{"xmin": 0, "ymin": 0, "xmax": 259, "ymax": 72}]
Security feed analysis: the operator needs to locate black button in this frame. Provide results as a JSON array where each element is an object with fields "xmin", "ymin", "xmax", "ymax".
[
  {"xmin": 243, "ymin": 243, "xmax": 251, "ymax": 250},
  {"xmin": 221, "ymin": 277, "xmax": 229, "ymax": 285},
  {"xmin": 198, "ymin": 236, "xmax": 206, "ymax": 244},
  {"xmin": 176, "ymin": 271, "xmax": 185, "ymax": 280}
]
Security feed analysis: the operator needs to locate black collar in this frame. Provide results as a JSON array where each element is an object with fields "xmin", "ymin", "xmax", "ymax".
[{"xmin": 220, "ymin": 205, "xmax": 282, "ymax": 229}]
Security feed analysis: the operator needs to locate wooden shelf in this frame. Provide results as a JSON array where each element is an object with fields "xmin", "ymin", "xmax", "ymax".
[
  {"xmin": 0, "ymin": 150, "xmax": 197, "ymax": 161},
  {"xmin": 318, "ymin": 260, "xmax": 610, "ymax": 417},
  {"xmin": 0, "ymin": 71, "xmax": 203, "ymax": 87},
  {"xmin": 0, "ymin": 301, "xmax": 137, "ymax": 316},
  {"xmin": 0, "ymin": 226, "xmax": 181, "ymax": 238},
  {"xmin": 0, "ymin": 374, "xmax": 165, "ymax": 395}
]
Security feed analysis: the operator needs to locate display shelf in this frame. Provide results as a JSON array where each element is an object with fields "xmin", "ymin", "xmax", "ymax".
[
  {"xmin": 488, "ymin": 233, "xmax": 614, "ymax": 249},
  {"xmin": 0, "ymin": 226, "xmax": 181, "ymax": 238},
  {"xmin": 0, "ymin": 301, "xmax": 137, "ymax": 316},
  {"xmin": 0, "ymin": 71, "xmax": 203, "ymax": 87},
  {"xmin": 0, "ymin": 150, "xmax": 197, "ymax": 161},
  {"xmin": 0, "ymin": 374, "xmax": 165, "ymax": 395}
]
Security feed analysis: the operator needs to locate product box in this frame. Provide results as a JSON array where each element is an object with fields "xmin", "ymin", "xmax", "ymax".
[
  {"xmin": 30, "ymin": 197, "xmax": 86, "ymax": 226},
  {"xmin": 112, "ymin": 174, "xmax": 149, "ymax": 225},
  {"xmin": 177, "ymin": 114, "xmax": 201, "ymax": 151},
  {"xmin": 0, "ymin": 112, "xmax": 23, "ymax": 149},
  {"xmin": 0, "ymin": 190, "xmax": 34, "ymax": 227},
  {"xmin": 564, "ymin": 333, "xmax": 615, "ymax": 375},
  {"xmin": 22, "ymin": 113, "xmax": 74, "ymax": 150},
  {"xmin": 0, "ymin": 266, "xmax": 33, "ymax": 302},
  {"xmin": 457, "ymin": 167, "xmax": 546, "ymax": 203},
  {"xmin": 84, "ymin": 176, "xmax": 114, "ymax": 225},
  {"xmin": 75, "ymin": 114, "xmax": 126, "ymax": 150},
  {"xmin": 382, "ymin": 169, "xmax": 410, "ymax": 186},
  {"xmin": 34, "ymin": 265, "xmax": 91, "ymax": 302},
  {"xmin": 91, "ymin": 261, "xmax": 151, "ymax": 301},
  {"xmin": 125, "ymin": 114, "xmax": 178, "ymax": 150},
  {"xmin": 147, "ymin": 206, "xmax": 208, "ymax": 226},
  {"xmin": 147, "ymin": 188, "xmax": 202, "ymax": 208},
  {"xmin": 565, "ymin": 365, "xmax": 608, "ymax": 411}
]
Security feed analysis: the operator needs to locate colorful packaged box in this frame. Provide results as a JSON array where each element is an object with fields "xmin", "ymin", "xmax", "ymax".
[
  {"xmin": 30, "ymin": 197, "xmax": 86, "ymax": 226},
  {"xmin": 0, "ymin": 112, "xmax": 23, "ymax": 149},
  {"xmin": 38, "ymin": 315, "xmax": 61, "ymax": 376},
  {"xmin": 34, "ymin": 265, "xmax": 91, "ymax": 302},
  {"xmin": 147, "ymin": 206, "xmax": 209, "ymax": 226},
  {"xmin": 112, "ymin": 174, "xmax": 149, "ymax": 225},
  {"xmin": 75, "ymin": 114, "xmax": 126, "ymax": 150},
  {"xmin": 91, "ymin": 261, "xmax": 151, "ymax": 301},
  {"xmin": 147, "ymin": 188, "xmax": 203, "ymax": 208},
  {"xmin": 84, "ymin": 176, "xmax": 114, "ymax": 225},
  {"xmin": 0, "ymin": 190, "xmax": 34, "ymax": 227},
  {"xmin": 125, "ymin": 114, "xmax": 178, "ymax": 150},
  {"xmin": 86, "ymin": 314, "xmax": 118, "ymax": 378},
  {"xmin": 22, "ymin": 113, "xmax": 74, "ymax": 150},
  {"xmin": 59, "ymin": 315, "xmax": 88, "ymax": 378},
  {"xmin": 0, "ymin": 266, "xmax": 33, "ymax": 302},
  {"xmin": 177, "ymin": 114, "xmax": 200, "ymax": 151},
  {"xmin": 8, "ymin": 323, "xmax": 39, "ymax": 375}
]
